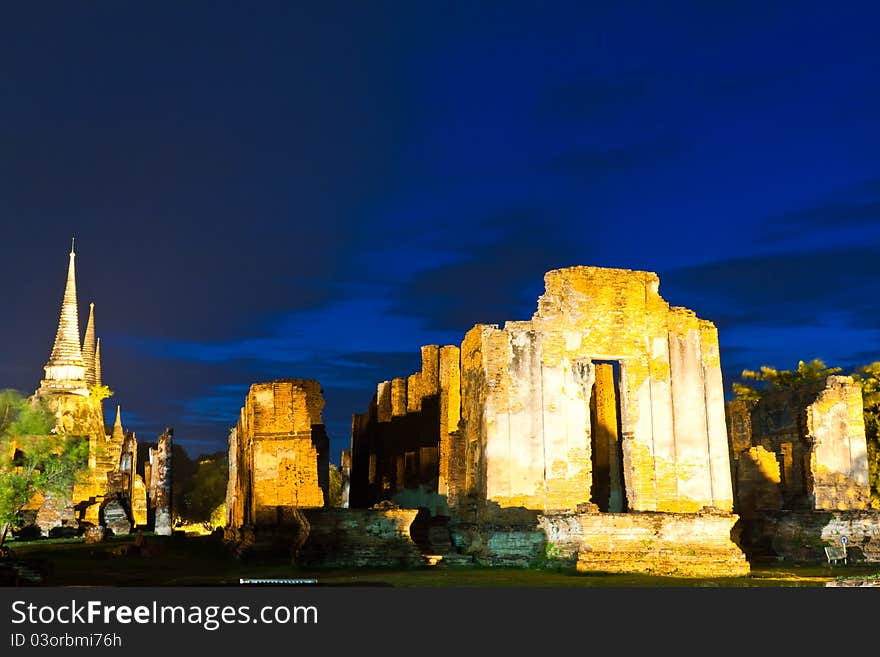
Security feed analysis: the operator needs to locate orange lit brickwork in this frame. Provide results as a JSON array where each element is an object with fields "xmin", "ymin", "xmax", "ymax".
[{"xmin": 226, "ymin": 380, "xmax": 329, "ymax": 529}]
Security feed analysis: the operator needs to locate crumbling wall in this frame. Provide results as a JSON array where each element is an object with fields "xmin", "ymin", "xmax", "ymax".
[
  {"xmin": 226, "ymin": 380, "xmax": 329, "ymax": 530},
  {"xmin": 350, "ymin": 266, "xmax": 735, "ymax": 518},
  {"xmin": 349, "ymin": 346, "xmax": 460, "ymax": 515},
  {"xmin": 742, "ymin": 511, "xmax": 880, "ymax": 563},
  {"xmin": 40, "ymin": 393, "xmax": 121, "ymax": 511},
  {"xmin": 726, "ymin": 376, "xmax": 870, "ymax": 512},
  {"xmin": 736, "ymin": 446, "xmax": 784, "ymax": 512},
  {"xmin": 297, "ymin": 508, "xmax": 423, "ymax": 567},
  {"xmin": 809, "ymin": 378, "xmax": 870, "ymax": 509},
  {"xmin": 458, "ymin": 266, "xmax": 734, "ymax": 515}
]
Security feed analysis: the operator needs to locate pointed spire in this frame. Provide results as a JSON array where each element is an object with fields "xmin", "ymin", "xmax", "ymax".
[
  {"xmin": 48, "ymin": 239, "xmax": 85, "ymax": 366},
  {"xmin": 83, "ymin": 302, "xmax": 96, "ymax": 387},
  {"xmin": 94, "ymin": 337, "xmax": 102, "ymax": 387},
  {"xmin": 39, "ymin": 240, "xmax": 88, "ymax": 395},
  {"xmin": 112, "ymin": 405, "xmax": 125, "ymax": 442}
]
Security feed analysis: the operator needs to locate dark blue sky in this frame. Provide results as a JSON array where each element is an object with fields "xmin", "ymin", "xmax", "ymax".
[{"xmin": 3, "ymin": 2, "xmax": 880, "ymax": 461}]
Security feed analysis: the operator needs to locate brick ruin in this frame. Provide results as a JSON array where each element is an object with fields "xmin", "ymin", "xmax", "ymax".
[
  {"xmin": 217, "ymin": 267, "xmax": 880, "ymax": 576},
  {"xmin": 223, "ymin": 380, "xmax": 435, "ymax": 566},
  {"xmin": 225, "ymin": 380, "xmax": 329, "ymax": 530},
  {"xmin": 344, "ymin": 266, "xmax": 749, "ymax": 575},
  {"xmin": 349, "ymin": 345, "xmax": 460, "ymax": 516},
  {"xmin": 220, "ymin": 265, "xmax": 880, "ymax": 572},
  {"xmin": 149, "ymin": 428, "xmax": 174, "ymax": 536},
  {"xmin": 727, "ymin": 376, "xmax": 880, "ymax": 561}
]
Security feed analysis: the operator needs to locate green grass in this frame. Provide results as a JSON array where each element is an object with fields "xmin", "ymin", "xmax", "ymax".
[{"xmin": 4, "ymin": 534, "xmax": 878, "ymax": 587}]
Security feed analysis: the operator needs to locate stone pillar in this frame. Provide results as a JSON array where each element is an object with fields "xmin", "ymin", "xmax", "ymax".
[
  {"xmin": 438, "ymin": 345, "xmax": 461, "ymax": 498},
  {"xmin": 667, "ymin": 312, "xmax": 713, "ymax": 512},
  {"xmin": 131, "ymin": 476, "xmax": 148, "ymax": 527},
  {"xmin": 154, "ymin": 428, "xmax": 173, "ymax": 536},
  {"xmin": 700, "ymin": 321, "xmax": 735, "ymax": 511},
  {"xmin": 377, "ymin": 381, "xmax": 392, "ymax": 423}
]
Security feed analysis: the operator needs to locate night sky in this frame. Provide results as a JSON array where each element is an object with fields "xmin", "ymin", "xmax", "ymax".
[{"xmin": 3, "ymin": 2, "xmax": 880, "ymax": 463}]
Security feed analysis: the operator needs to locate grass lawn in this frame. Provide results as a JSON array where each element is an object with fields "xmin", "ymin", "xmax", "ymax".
[{"xmin": 3, "ymin": 534, "xmax": 878, "ymax": 587}]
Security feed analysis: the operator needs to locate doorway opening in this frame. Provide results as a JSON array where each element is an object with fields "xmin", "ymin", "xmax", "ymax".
[{"xmin": 589, "ymin": 361, "xmax": 628, "ymax": 512}]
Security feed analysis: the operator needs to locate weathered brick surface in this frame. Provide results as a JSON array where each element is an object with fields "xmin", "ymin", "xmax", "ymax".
[
  {"xmin": 727, "ymin": 376, "xmax": 871, "ymax": 512},
  {"xmin": 575, "ymin": 512, "xmax": 750, "ymax": 577},
  {"xmin": 449, "ymin": 510, "xmax": 749, "ymax": 576},
  {"xmin": 130, "ymin": 475, "xmax": 148, "ymax": 527},
  {"xmin": 738, "ymin": 510, "xmax": 880, "ymax": 563},
  {"xmin": 226, "ymin": 380, "xmax": 329, "ymax": 531},
  {"xmin": 349, "ymin": 346, "xmax": 459, "ymax": 515},
  {"xmin": 102, "ymin": 498, "xmax": 132, "ymax": 536},
  {"xmin": 458, "ymin": 266, "xmax": 734, "ymax": 515},
  {"xmin": 346, "ymin": 266, "xmax": 746, "ymax": 574},
  {"xmin": 736, "ymin": 446, "xmax": 784, "ymax": 512},
  {"xmin": 151, "ymin": 428, "xmax": 173, "ymax": 536},
  {"xmin": 297, "ymin": 509, "xmax": 422, "ymax": 567}
]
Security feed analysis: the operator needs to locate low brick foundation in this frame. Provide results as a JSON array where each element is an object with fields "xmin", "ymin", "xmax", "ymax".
[
  {"xmin": 575, "ymin": 512, "xmax": 750, "ymax": 577},
  {"xmin": 297, "ymin": 508, "xmax": 423, "ymax": 568},
  {"xmin": 449, "ymin": 511, "xmax": 749, "ymax": 576}
]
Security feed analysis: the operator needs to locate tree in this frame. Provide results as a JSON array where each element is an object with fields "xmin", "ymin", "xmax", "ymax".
[
  {"xmin": 88, "ymin": 384, "xmax": 113, "ymax": 402},
  {"xmin": 328, "ymin": 464, "xmax": 344, "ymax": 508},
  {"xmin": 732, "ymin": 359, "xmax": 842, "ymax": 400},
  {"xmin": 170, "ymin": 443, "xmax": 196, "ymax": 523},
  {"xmin": 851, "ymin": 363, "xmax": 880, "ymax": 509},
  {"xmin": 184, "ymin": 452, "xmax": 228, "ymax": 526},
  {"xmin": 0, "ymin": 389, "xmax": 89, "ymax": 545}
]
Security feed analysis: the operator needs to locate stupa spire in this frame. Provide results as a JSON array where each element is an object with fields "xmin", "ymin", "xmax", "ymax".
[
  {"xmin": 95, "ymin": 337, "xmax": 102, "ymax": 387},
  {"xmin": 83, "ymin": 302, "xmax": 96, "ymax": 387},
  {"xmin": 112, "ymin": 405, "xmax": 125, "ymax": 442},
  {"xmin": 38, "ymin": 240, "xmax": 88, "ymax": 395},
  {"xmin": 48, "ymin": 238, "xmax": 85, "ymax": 365}
]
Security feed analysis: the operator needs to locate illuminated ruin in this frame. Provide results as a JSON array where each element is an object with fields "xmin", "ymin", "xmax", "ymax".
[
  {"xmin": 346, "ymin": 266, "xmax": 750, "ymax": 575},
  {"xmin": 728, "ymin": 376, "xmax": 880, "ymax": 561},
  {"xmin": 22, "ymin": 243, "xmax": 164, "ymax": 537}
]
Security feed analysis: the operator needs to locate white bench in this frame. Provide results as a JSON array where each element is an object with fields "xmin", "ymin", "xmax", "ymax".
[{"xmin": 824, "ymin": 546, "xmax": 847, "ymax": 565}]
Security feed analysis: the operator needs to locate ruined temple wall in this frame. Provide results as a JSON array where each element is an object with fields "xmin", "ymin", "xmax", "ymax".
[
  {"xmin": 349, "ymin": 346, "xmax": 460, "ymax": 514},
  {"xmin": 249, "ymin": 381, "xmax": 327, "ymax": 519},
  {"xmin": 226, "ymin": 380, "xmax": 328, "ymax": 530},
  {"xmin": 459, "ymin": 322, "xmax": 595, "ymax": 513},
  {"xmin": 459, "ymin": 267, "xmax": 733, "ymax": 514},
  {"xmin": 39, "ymin": 392, "xmax": 120, "ymax": 507},
  {"xmin": 726, "ymin": 376, "xmax": 870, "ymax": 512},
  {"xmin": 808, "ymin": 377, "xmax": 870, "ymax": 510},
  {"xmin": 350, "ymin": 266, "xmax": 735, "ymax": 520}
]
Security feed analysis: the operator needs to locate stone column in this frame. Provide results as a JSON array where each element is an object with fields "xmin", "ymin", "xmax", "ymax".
[{"xmin": 154, "ymin": 428, "xmax": 173, "ymax": 536}]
